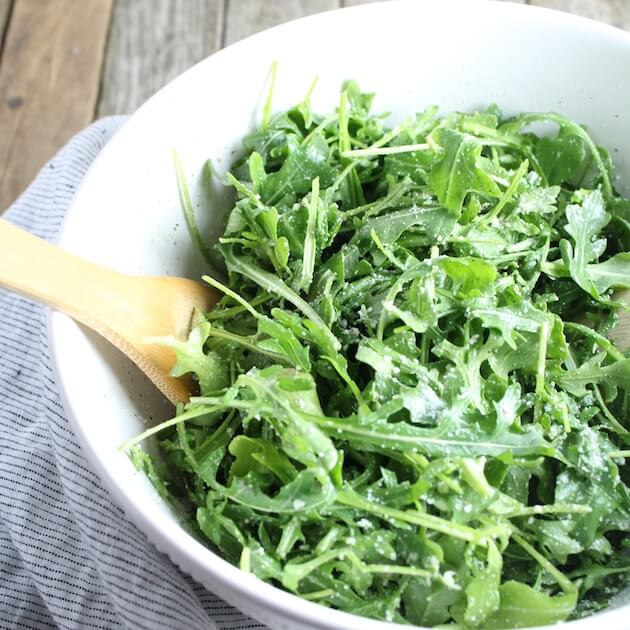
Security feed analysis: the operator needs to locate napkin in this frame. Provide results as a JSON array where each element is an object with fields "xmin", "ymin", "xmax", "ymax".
[{"xmin": 0, "ymin": 118, "xmax": 264, "ymax": 630}]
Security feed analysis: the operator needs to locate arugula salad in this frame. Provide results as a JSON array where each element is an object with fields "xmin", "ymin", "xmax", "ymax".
[{"xmin": 128, "ymin": 79, "xmax": 630, "ymax": 628}]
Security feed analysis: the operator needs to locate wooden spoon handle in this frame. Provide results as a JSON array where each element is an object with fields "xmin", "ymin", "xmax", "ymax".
[
  {"xmin": 0, "ymin": 219, "xmax": 196, "ymax": 403},
  {"xmin": 0, "ymin": 218, "xmax": 130, "ymax": 324}
]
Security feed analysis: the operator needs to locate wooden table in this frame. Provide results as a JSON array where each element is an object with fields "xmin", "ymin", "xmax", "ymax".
[{"xmin": 0, "ymin": 0, "xmax": 628, "ymax": 211}]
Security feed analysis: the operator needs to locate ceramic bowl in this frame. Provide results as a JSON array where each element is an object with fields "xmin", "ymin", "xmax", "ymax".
[{"xmin": 49, "ymin": 1, "xmax": 630, "ymax": 628}]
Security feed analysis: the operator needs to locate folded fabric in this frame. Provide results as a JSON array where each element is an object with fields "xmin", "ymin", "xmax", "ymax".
[{"xmin": 0, "ymin": 118, "xmax": 264, "ymax": 630}]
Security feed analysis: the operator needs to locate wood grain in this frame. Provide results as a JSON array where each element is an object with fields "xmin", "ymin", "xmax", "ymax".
[
  {"xmin": 0, "ymin": 0, "xmax": 113, "ymax": 211},
  {"xmin": 224, "ymin": 0, "xmax": 340, "ymax": 46},
  {"xmin": 341, "ymin": 0, "xmax": 386, "ymax": 5},
  {"xmin": 97, "ymin": 0, "xmax": 224, "ymax": 117},
  {"xmin": 342, "ymin": 0, "xmax": 526, "ymax": 4},
  {"xmin": 0, "ymin": 1, "xmax": 11, "ymax": 48},
  {"xmin": 530, "ymin": 0, "xmax": 630, "ymax": 29}
]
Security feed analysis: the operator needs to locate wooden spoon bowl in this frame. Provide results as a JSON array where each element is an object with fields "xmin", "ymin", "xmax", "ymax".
[{"xmin": 0, "ymin": 219, "xmax": 218, "ymax": 404}]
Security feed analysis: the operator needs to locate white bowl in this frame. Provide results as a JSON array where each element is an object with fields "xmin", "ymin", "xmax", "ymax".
[{"xmin": 49, "ymin": 1, "xmax": 630, "ymax": 628}]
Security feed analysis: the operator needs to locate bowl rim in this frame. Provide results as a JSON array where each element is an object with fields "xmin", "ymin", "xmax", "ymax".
[{"xmin": 49, "ymin": 1, "xmax": 630, "ymax": 628}]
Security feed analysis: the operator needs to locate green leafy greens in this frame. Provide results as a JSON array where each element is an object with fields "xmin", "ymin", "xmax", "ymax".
[{"xmin": 130, "ymin": 80, "xmax": 630, "ymax": 628}]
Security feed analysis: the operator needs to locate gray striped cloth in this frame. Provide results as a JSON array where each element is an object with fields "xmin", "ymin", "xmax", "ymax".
[{"xmin": 0, "ymin": 118, "xmax": 265, "ymax": 630}]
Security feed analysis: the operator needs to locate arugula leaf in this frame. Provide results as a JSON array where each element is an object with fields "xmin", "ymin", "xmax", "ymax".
[
  {"xmin": 471, "ymin": 304, "xmax": 550, "ymax": 349},
  {"xmin": 535, "ymin": 130, "xmax": 587, "ymax": 186},
  {"xmin": 228, "ymin": 435, "xmax": 297, "ymax": 483},
  {"xmin": 263, "ymin": 133, "xmax": 335, "ymax": 205},
  {"xmin": 312, "ymin": 407, "xmax": 552, "ymax": 458},
  {"xmin": 356, "ymin": 205, "xmax": 455, "ymax": 246},
  {"xmin": 464, "ymin": 542, "xmax": 502, "ymax": 626},
  {"xmin": 403, "ymin": 578, "xmax": 464, "ymax": 626},
  {"xmin": 256, "ymin": 316, "xmax": 311, "ymax": 372},
  {"xmin": 586, "ymin": 253, "xmax": 630, "ymax": 294},
  {"xmin": 220, "ymin": 468, "xmax": 336, "ymax": 513},
  {"xmin": 556, "ymin": 355, "xmax": 630, "ymax": 398},
  {"xmin": 557, "ymin": 190, "xmax": 611, "ymax": 299},
  {"xmin": 428, "ymin": 128, "xmax": 501, "ymax": 214},
  {"xmin": 438, "ymin": 256, "xmax": 497, "ymax": 298},
  {"xmin": 146, "ymin": 322, "xmax": 228, "ymax": 395},
  {"xmin": 481, "ymin": 582, "xmax": 576, "ymax": 628}
]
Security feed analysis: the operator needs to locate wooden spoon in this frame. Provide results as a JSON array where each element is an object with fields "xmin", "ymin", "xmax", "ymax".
[{"xmin": 0, "ymin": 219, "xmax": 218, "ymax": 404}]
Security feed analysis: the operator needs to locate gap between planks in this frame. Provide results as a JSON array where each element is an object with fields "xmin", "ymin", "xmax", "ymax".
[
  {"xmin": 97, "ymin": 0, "xmax": 343, "ymax": 117},
  {"xmin": 0, "ymin": 0, "xmax": 12, "ymax": 56},
  {"xmin": 97, "ymin": 0, "xmax": 224, "ymax": 117},
  {"xmin": 529, "ymin": 0, "xmax": 630, "ymax": 29},
  {"xmin": 223, "ymin": 0, "xmax": 339, "ymax": 46},
  {"xmin": 0, "ymin": 0, "xmax": 113, "ymax": 211}
]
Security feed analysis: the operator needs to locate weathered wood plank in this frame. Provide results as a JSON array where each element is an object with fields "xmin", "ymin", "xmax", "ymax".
[
  {"xmin": 97, "ymin": 0, "xmax": 224, "ymax": 117},
  {"xmin": 0, "ymin": 1, "xmax": 11, "ymax": 48},
  {"xmin": 342, "ymin": 0, "xmax": 525, "ymax": 6},
  {"xmin": 0, "ymin": 0, "xmax": 113, "ymax": 211},
  {"xmin": 341, "ymin": 0, "xmax": 386, "ymax": 5},
  {"xmin": 530, "ymin": 0, "xmax": 630, "ymax": 30},
  {"xmin": 224, "ymin": 0, "xmax": 340, "ymax": 46}
]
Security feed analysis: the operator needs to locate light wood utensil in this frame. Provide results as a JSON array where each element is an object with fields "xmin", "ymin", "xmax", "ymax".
[{"xmin": 0, "ymin": 219, "xmax": 218, "ymax": 404}]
